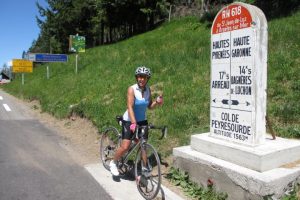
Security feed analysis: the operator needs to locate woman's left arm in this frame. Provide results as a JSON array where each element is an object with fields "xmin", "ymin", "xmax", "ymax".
[{"xmin": 148, "ymin": 89, "xmax": 162, "ymax": 109}]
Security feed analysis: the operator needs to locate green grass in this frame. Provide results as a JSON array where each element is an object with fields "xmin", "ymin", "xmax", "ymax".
[
  {"xmin": 2, "ymin": 11, "xmax": 300, "ymax": 157},
  {"xmin": 166, "ymin": 167, "xmax": 228, "ymax": 200},
  {"xmin": 267, "ymin": 11, "xmax": 300, "ymax": 138}
]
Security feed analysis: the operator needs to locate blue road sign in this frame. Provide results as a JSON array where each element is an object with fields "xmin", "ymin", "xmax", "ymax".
[{"xmin": 35, "ymin": 54, "xmax": 68, "ymax": 62}]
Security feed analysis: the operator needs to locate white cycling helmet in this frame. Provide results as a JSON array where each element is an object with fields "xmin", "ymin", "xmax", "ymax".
[{"xmin": 135, "ymin": 66, "xmax": 151, "ymax": 78}]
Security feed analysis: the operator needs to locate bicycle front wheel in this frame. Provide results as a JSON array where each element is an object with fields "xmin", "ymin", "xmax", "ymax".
[
  {"xmin": 134, "ymin": 143, "xmax": 161, "ymax": 200},
  {"xmin": 100, "ymin": 127, "xmax": 121, "ymax": 170}
]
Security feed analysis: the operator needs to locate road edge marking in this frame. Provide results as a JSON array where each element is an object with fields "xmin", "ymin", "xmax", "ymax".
[{"xmin": 3, "ymin": 104, "xmax": 12, "ymax": 112}]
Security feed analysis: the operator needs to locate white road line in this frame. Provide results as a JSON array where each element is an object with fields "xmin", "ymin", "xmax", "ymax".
[
  {"xmin": 3, "ymin": 104, "xmax": 12, "ymax": 112},
  {"xmin": 0, "ymin": 96, "xmax": 3, "ymax": 100}
]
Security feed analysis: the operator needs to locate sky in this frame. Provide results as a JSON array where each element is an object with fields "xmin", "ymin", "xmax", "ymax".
[{"xmin": 0, "ymin": 0, "xmax": 48, "ymax": 68}]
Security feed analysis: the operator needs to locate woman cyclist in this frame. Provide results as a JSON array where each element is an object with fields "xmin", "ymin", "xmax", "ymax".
[{"xmin": 109, "ymin": 66, "xmax": 163, "ymax": 176}]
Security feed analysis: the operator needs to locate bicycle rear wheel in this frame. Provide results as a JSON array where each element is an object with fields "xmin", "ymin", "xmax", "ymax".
[
  {"xmin": 100, "ymin": 127, "xmax": 121, "ymax": 170},
  {"xmin": 134, "ymin": 143, "xmax": 161, "ymax": 200}
]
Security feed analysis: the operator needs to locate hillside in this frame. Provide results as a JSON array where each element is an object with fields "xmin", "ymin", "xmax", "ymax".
[{"xmin": 2, "ymin": 11, "xmax": 300, "ymax": 156}]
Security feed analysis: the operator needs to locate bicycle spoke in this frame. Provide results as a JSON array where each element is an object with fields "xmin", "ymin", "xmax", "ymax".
[
  {"xmin": 135, "ymin": 143, "xmax": 161, "ymax": 200},
  {"xmin": 100, "ymin": 127, "xmax": 121, "ymax": 170}
]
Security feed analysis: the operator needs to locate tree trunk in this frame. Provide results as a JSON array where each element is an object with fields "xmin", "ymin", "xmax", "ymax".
[{"xmin": 100, "ymin": 20, "xmax": 104, "ymax": 45}]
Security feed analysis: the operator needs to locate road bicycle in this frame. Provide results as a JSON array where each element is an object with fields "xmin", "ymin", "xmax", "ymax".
[{"xmin": 100, "ymin": 116, "xmax": 167, "ymax": 200}]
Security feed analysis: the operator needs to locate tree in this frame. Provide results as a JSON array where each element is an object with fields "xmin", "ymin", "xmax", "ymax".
[
  {"xmin": 254, "ymin": 0, "xmax": 300, "ymax": 19},
  {"xmin": 30, "ymin": 0, "xmax": 174, "ymax": 53}
]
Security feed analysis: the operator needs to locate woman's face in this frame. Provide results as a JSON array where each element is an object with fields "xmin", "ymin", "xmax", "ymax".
[{"xmin": 136, "ymin": 75, "xmax": 148, "ymax": 88}]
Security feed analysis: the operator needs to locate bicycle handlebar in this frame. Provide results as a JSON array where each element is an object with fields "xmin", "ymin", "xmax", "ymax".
[
  {"xmin": 135, "ymin": 124, "xmax": 167, "ymax": 140},
  {"xmin": 115, "ymin": 115, "xmax": 167, "ymax": 140},
  {"xmin": 149, "ymin": 124, "xmax": 168, "ymax": 140}
]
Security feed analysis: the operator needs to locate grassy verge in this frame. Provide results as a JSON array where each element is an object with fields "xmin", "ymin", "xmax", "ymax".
[
  {"xmin": 267, "ymin": 11, "xmax": 300, "ymax": 138},
  {"xmin": 2, "ymin": 17, "xmax": 211, "ymax": 157}
]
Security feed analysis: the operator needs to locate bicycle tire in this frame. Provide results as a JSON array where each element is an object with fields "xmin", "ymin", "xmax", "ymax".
[
  {"xmin": 100, "ymin": 127, "xmax": 121, "ymax": 170},
  {"xmin": 134, "ymin": 143, "xmax": 161, "ymax": 200}
]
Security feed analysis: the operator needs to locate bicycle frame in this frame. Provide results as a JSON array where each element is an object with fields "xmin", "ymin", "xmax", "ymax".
[
  {"xmin": 119, "ymin": 126, "xmax": 148, "ymax": 168},
  {"xmin": 120, "ymin": 139, "xmax": 141, "ymax": 167}
]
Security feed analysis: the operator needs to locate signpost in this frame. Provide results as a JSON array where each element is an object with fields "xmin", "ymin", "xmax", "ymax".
[
  {"xmin": 69, "ymin": 35, "xmax": 85, "ymax": 53},
  {"xmin": 210, "ymin": 2, "xmax": 268, "ymax": 146},
  {"xmin": 12, "ymin": 59, "xmax": 33, "ymax": 73},
  {"xmin": 12, "ymin": 59, "xmax": 33, "ymax": 85},
  {"xmin": 36, "ymin": 54, "xmax": 68, "ymax": 62},
  {"xmin": 27, "ymin": 53, "xmax": 68, "ymax": 79},
  {"xmin": 69, "ymin": 34, "xmax": 86, "ymax": 74}
]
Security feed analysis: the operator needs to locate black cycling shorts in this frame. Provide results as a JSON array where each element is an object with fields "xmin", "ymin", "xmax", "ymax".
[{"xmin": 122, "ymin": 120, "xmax": 148, "ymax": 140}]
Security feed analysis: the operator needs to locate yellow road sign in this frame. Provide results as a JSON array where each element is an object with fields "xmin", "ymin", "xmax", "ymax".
[{"xmin": 12, "ymin": 59, "xmax": 33, "ymax": 73}]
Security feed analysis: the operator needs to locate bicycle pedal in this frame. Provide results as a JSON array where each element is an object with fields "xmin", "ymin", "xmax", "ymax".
[{"xmin": 137, "ymin": 175, "xmax": 148, "ymax": 187}]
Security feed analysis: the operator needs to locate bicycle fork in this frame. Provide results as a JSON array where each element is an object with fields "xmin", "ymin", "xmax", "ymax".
[{"xmin": 136, "ymin": 143, "xmax": 153, "ymax": 188}]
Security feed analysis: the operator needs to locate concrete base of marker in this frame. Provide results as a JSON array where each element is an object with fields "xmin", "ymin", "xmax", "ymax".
[
  {"xmin": 192, "ymin": 133, "xmax": 300, "ymax": 172},
  {"xmin": 173, "ymin": 133, "xmax": 300, "ymax": 200}
]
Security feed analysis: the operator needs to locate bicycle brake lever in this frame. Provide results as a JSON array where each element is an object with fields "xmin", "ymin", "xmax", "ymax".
[
  {"xmin": 148, "ymin": 124, "xmax": 154, "ymax": 129},
  {"xmin": 159, "ymin": 126, "xmax": 167, "ymax": 139}
]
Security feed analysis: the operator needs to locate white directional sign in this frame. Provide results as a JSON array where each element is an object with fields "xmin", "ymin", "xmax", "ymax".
[{"xmin": 210, "ymin": 2, "xmax": 268, "ymax": 146}]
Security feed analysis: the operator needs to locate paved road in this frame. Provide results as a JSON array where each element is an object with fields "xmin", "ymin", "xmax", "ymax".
[{"xmin": 0, "ymin": 89, "xmax": 112, "ymax": 200}]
